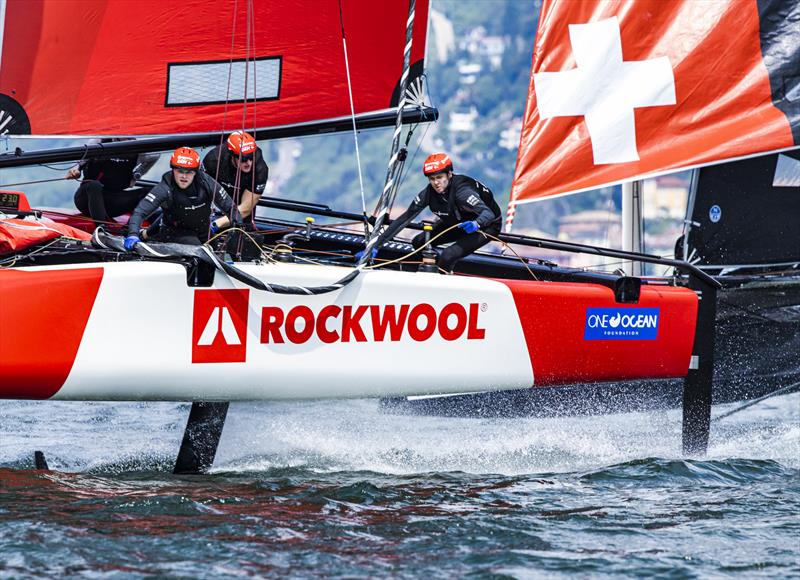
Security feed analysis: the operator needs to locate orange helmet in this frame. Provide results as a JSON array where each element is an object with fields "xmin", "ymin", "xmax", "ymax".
[
  {"xmin": 226, "ymin": 131, "xmax": 257, "ymax": 156},
  {"xmin": 423, "ymin": 153, "xmax": 453, "ymax": 176},
  {"xmin": 170, "ymin": 147, "xmax": 200, "ymax": 170}
]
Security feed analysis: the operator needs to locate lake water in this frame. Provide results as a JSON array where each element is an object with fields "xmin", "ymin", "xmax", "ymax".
[{"xmin": 1, "ymin": 393, "xmax": 798, "ymax": 578}]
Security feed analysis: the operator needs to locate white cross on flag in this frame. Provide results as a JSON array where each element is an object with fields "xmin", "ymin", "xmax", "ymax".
[{"xmin": 510, "ymin": 0, "xmax": 799, "ymax": 209}]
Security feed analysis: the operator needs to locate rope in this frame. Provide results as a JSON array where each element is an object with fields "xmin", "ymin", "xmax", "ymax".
[
  {"xmin": 205, "ymin": 226, "xmax": 266, "ymax": 259},
  {"xmin": 206, "ymin": 0, "xmax": 240, "ymax": 242},
  {"xmin": 479, "ymin": 231, "xmax": 540, "ymax": 281},
  {"xmin": 365, "ymin": 223, "xmax": 460, "ymax": 269},
  {"xmin": 0, "ymin": 176, "xmax": 73, "ymax": 187},
  {"xmin": 0, "ymin": 236, "xmax": 86, "ymax": 267},
  {"xmin": 246, "ymin": 0, "xmax": 259, "ymax": 208},
  {"xmin": 713, "ymin": 381, "xmax": 800, "ymax": 421},
  {"xmin": 240, "ymin": 0, "xmax": 252, "ymax": 130},
  {"xmin": 338, "ymin": 0, "xmax": 368, "ymax": 235}
]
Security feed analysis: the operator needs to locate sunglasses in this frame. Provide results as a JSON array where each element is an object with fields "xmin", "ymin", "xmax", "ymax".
[{"xmin": 235, "ymin": 153, "xmax": 254, "ymax": 162}]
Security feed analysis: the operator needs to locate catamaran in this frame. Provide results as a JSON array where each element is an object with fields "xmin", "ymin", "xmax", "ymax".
[{"xmin": 1, "ymin": 0, "xmax": 797, "ymax": 472}]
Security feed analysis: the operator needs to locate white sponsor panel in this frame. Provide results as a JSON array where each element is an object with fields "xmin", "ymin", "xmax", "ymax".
[
  {"xmin": 166, "ymin": 58, "xmax": 280, "ymax": 105},
  {"xmin": 55, "ymin": 261, "xmax": 533, "ymax": 401}
]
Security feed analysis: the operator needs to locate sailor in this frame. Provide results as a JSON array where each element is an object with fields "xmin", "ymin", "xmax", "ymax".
[
  {"xmin": 68, "ymin": 137, "xmax": 159, "ymax": 229},
  {"xmin": 124, "ymin": 147, "xmax": 241, "ymax": 249},
  {"xmin": 360, "ymin": 153, "xmax": 502, "ymax": 272},
  {"xmin": 202, "ymin": 130, "xmax": 268, "ymax": 230}
]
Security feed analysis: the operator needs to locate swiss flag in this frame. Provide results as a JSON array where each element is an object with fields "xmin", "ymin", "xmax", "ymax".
[{"xmin": 510, "ymin": 0, "xmax": 800, "ymax": 209}]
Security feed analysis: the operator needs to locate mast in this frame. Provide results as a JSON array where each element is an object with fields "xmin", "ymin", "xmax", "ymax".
[
  {"xmin": 621, "ymin": 180, "xmax": 643, "ymax": 275},
  {"xmin": 357, "ymin": 0, "xmax": 417, "ymax": 266}
]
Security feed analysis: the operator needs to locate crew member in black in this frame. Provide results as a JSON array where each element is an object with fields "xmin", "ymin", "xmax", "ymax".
[
  {"xmin": 365, "ymin": 152, "xmax": 502, "ymax": 272},
  {"xmin": 202, "ymin": 130, "xmax": 268, "ymax": 229},
  {"xmin": 124, "ymin": 147, "xmax": 241, "ymax": 250},
  {"xmin": 68, "ymin": 138, "xmax": 158, "ymax": 227}
]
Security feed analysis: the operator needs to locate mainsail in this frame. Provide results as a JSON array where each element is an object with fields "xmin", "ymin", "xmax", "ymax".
[
  {"xmin": 508, "ymin": 0, "xmax": 800, "ymax": 211},
  {"xmin": 0, "ymin": 0, "xmax": 429, "ymax": 136}
]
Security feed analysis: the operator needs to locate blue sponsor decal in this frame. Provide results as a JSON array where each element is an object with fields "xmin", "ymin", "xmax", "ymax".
[{"xmin": 584, "ymin": 308, "xmax": 660, "ymax": 340}]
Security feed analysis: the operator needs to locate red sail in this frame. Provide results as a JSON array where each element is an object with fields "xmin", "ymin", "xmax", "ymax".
[
  {"xmin": 510, "ymin": 0, "xmax": 799, "ymax": 207},
  {"xmin": 0, "ymin": 0, "xmax": 428, "ymax": 136}
]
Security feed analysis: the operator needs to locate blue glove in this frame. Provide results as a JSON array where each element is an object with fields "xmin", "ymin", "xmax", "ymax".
[
  {"xmin": 123, "ymin": 235, "xmax": 140, "ymax": 251},
  {"xmin": 458, "ymin": 220, "xmax": 480, "ymax": 234},
  {"xmin": 355, "ymin": 248, "xmax": 378, "ymax": 260},
  {"xmin": 210, "ymin": 221, "xmax": 221, "ymax": 235}
]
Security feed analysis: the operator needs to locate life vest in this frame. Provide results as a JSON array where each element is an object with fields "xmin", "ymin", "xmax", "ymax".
[
  {"xmin": 83, "ymin": 155, "xmax": 138, "ymax": 191},
  {"xmin": 162, "ymin": 177, "xmax": 212, "ymax": 234}
]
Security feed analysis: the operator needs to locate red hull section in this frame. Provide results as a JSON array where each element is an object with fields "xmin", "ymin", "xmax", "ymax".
[
  {"xmin": 501, "ymin": 280, "xmax": 697, "ymax": 386},
  {"xmin": 0, "ymin": 261, "xmax": 698, "ymax": 401},
  {"xmin": 0, "ymin": 268, "xmax": 103, "ymax": 399},
  {"xmin": 0, "ymin": 0, "xmax": 429, "ymax": 136}
]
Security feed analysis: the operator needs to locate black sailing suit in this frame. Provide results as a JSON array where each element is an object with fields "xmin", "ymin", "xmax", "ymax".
[
  {"xmin": 202, "ymin": 145, "xmax": 269, "ymax": 228},
  {"xmin": 127, "ymin": 170, "xmax": 241, "ymax": 246},
  {"xmin": 73, "ymin": 144, "xmax": 158, "ymax": 223},
  {"xmin": 376, "ymin": 174, "xmax": 502, "ymax": 271}
]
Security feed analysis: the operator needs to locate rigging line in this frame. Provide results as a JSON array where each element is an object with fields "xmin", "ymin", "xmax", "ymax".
[
  {"xmin": 240, "ymin": 0, "xmax": 252, "ymax": 131},
  {"xmin": 713, "ymin": 381, "xmax": 800, "ymax": 421},
  {"xmin": 39, "ymin": 162, "xmax": 83, "ymax": 171},
  {"xmin": 205, "ymin": 226, "xmax": 263, "ymax": 257},
  {"xmin": 391, "ymin": 118, "xmax": 433, "ymax": 218},
  {"xmin": 388, "ymin": 122, "xmax": 418, "ymax": 205},
  {"xmin": 235, "ymin": 0, "xmax": 258, "ymax": 261},
  {"xmin": 337, "ymin": 0, "xmax": 368, "ymax": 236},
  {"xmin": 365, "ymin": 222, "xmax": 461, "ymax": 269},
  {"xmin": 358, "ymin": 0, "xmax": 417, "ymax": 267},
  {"xmin": 369, "ymin": 78, "xmax": 428, "ymax": 221},
  {"xmin": 394, "ymin": 76, "xmax": 436, "ymax": 193},
  {"xmin": 715, "ymin": 297, "xmax": 776, "ymax": 323},
  {"xmin": 247, "ymin": 0, "xmax": 258, "ymax": 199},
  {"xmin": 0, "ymin": 176, "xmax": 72, "ymax": 187},
  {"xmin": 409, "ymin": 71, "xmax": 440, "ymax": 171},
  {"xmin": 19, "ymin": 207, "xmax": 120, "ymax": 229},
  {"xmin": 207, "ymin": 0, "xmax": 241, "ymax": 242},
  {"xmin": 0, "ymin": 236, "xmax": 82, "ymax": 267},
  {"xmin": 479, "ymin": 231, "xmax": 541, "ymax": 281},
  {"xmin": 221, "ymin": 0, "xmax": 257, "ymax": 258},
  {"xmin": 222, "ymin": 0, "xmax": 238, "ymax": 132}
]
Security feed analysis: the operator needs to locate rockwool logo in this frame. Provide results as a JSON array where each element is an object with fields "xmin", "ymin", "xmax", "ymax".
[
  {"xmin": 192, "ymin": 289, "xmax": 249, "ymax": 363},
  {"xmin": 584, "ymin": 307, "xmax": 660, "ymax": 340},
  {"xmin": 260, "ymin": 303, "xmax": 486, "ymax": 344}
]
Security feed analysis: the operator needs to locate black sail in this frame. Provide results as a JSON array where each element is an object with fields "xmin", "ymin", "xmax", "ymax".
[{"xmin": 687, "ymin": 150, "xmax": 800, "ymax": 267}]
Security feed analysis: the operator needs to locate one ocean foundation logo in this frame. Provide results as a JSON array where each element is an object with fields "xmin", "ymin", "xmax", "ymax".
[{"xmin": 584, "ymin": 308, "xmax": 660, "ymax": 340}]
